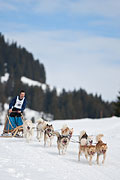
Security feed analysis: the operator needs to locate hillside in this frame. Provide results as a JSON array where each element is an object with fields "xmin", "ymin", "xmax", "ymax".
[
  {"xmin": 0, "ymin": 33, "xmax": 46, "ymax": 83},
  {"xmin": 0, "ymin": 33, "xmax": 114, "ymax": 119},
  {"xmin": 0, "ymin": 116, "xmax": 120, "ymax": 180}
]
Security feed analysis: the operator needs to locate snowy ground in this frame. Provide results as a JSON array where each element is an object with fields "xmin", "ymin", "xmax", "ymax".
[{"xmin": 0, "ymin": 116, "xmax": 120, "ymax": 180}]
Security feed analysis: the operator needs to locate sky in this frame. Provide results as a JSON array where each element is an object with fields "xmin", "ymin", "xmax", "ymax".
[{"xmin": 0, "ymin": 0, "xmax": 120, "ymax": 102}]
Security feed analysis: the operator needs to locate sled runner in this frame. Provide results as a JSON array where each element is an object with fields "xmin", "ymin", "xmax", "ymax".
[{"xmin": 1, "ymin": 112, "xmax": 24, "ymax": 138}]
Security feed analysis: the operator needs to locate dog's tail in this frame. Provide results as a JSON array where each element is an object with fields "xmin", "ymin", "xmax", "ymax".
[
  {"xmin": 79, "ymin": 130, "xmax": 87, "ymax": 140},
  {"xmin": 37, "ymin": 118, "xmax": 44, "ymax": 124},
  {"xmin": 96, "ymin": 134, "xmax": 104, "ymax": 142},
  {"xmin": 53, "ymin": 131, "xmax": 60, "ymax": 137}
]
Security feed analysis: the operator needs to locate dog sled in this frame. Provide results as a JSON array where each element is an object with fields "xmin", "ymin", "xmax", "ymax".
[{"xmin": 0, "ymin": 112, "xmax": 24, "ymax": 138}]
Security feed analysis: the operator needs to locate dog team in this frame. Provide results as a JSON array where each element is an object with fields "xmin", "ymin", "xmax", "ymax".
[{"xmin": 23, "ymin": 118, "xmax": 108, "ymax": 165}]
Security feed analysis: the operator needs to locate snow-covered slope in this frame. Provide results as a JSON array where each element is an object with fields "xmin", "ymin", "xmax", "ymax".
[
  {"xmin": 21, "ymin": 76, "xmax": 61, "ymax": 95},
  {"xmin": 0, "ymin": 116, "xmax": 120, "ymax": 180},
  {"xmin": 21, "ymin": 76, "xmax": 47, "ymax": 90}
]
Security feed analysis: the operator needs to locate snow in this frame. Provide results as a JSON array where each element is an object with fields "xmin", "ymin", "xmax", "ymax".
[
  {"xmin": 21, "ymin": 76, "xmax": 47, "ymax": 90},
  {"xmin": 0, "ymin": 116, "xmax": 120, "ymax": 180},
  {"xmin": 24, "ymin": 108, "xmax": 42, "ymax": 121},
  {"xmin": 24, "ymin": 108, "xmax": 53, "ymax": 122},
  {"xmin": 0, "ymin": 73, "xmax": 9, "ymax": 83},
  {"xmin": 21, "ymin": 76, "xmax": 61, "ymax": 95},
  {"xmin": 0, "ymin": 103, "xmax": 9, "ymax": 124}
]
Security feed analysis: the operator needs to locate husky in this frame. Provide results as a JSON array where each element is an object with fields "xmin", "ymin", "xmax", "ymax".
[
  {"xmin": 36, "ymin": 118, "xmax": 47, "ymax": 142},
  {"xmin": 78, "ymin": 144, "xmax": 96, "ymax": 165},
  {"xmin": 23, "ymin": 120, "xmax": 34, "ymax": 142},
  {"xmin": 44, "ymin": 124, "xmax": 54, "ymax": 147},
  {"xmin": 78, "ymin": 130, "xmax": 96, "ymax": 165},
  {"xmin": 54, "ymin": 131, "xmax": 70, "ymax": 155},
  {"xmin": 96, "ymin": 134, "xmax": 108, "ymax": 165}
]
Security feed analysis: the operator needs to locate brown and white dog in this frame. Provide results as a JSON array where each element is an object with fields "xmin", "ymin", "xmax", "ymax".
[
  {"xmin": 78, "ymin": 130, "xmax": 96, "ymax": 165},
  {"xmin": 44, "ymin": 124, "xmax": 54, "ymax": 147},
  {"xmin": 96, "ymin": 134, "xmax": 108, "ymax": 165},
  {"xmin": 78, "ymin": 144, "xmax": 96, "ymax": 165},
  {"xmin": 61, "ymin": 124, "xmax": 74, "ymax": 139},
  {"xmin": 23, "ymin": 120, "xmax": 34, "ymax": 143},
  {"xmin": 36, "ymin": 118, "xmax": 47, "ymax": 142},
  {"xmin": 54, "ymin": 131, "xmax": 70, "ymax": 155}
]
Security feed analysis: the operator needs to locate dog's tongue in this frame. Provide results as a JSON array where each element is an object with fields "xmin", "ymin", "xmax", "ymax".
[
  {"xmin": 48, "ymin": 133, "xmax": 52, "ymax": 137},
  {"xmin": 63, "ymin": 140, "xmax": 67, "ymax": 144}
]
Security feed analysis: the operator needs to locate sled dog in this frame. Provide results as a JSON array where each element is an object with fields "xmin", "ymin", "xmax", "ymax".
[
  {"xmin": 96, "ymin": 134, "xmax": 108, "ymax": 164},
  {"xmin": 78, "ymin": 131, "xmax": 96, "ymax": 165},
  {"xmin": 36, "ymin": 118, "xmax": 47, "ymax": 142},
  {"xmin": 78, "ymin": 144, "xmax": 96, "ymax": 165},
  {"xmin": 23, "ymin": 120, "xmax": 34, "ymax": 142},
  {"xmin": 44, "ymin": 124, "xmax": 54, "ymax": 147},
  {"xmin": 55, "ymin": 131, "xmax": 70, "ymax": 155}
]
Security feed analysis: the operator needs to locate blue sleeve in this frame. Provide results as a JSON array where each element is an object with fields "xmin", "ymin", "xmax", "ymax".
[
  {"xmin": 21, "ymin": 98, "xmax": 27, "ymax": 112},
  {"xmin": 9, "ymin": 96, "xmax": 17, "ymax": 109}
]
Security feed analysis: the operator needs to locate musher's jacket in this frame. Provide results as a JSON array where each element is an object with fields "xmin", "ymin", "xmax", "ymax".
[{"xmin": 9, "ymin": 96, "xmax": 27, "ymax": 113}]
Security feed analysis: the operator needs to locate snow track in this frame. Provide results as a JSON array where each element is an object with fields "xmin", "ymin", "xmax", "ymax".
[{"xmin": 0, "ymin": 116, "xmax": 120, "ymax": 180}]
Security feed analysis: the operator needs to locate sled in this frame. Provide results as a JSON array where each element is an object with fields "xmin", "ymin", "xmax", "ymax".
[{"xmin": 1, "ymin": 113, "xmax": 24, "ymax": 138}]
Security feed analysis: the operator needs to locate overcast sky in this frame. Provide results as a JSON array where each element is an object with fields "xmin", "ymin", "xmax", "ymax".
[{"xmin": 0, "ymin": 0, "xmax": 120, "ymax": 102}]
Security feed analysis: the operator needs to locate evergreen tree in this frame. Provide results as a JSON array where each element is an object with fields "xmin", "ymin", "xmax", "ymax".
[{"xmin": 114, "ymin": 91, "xmax": 120, "ymax": 116}]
